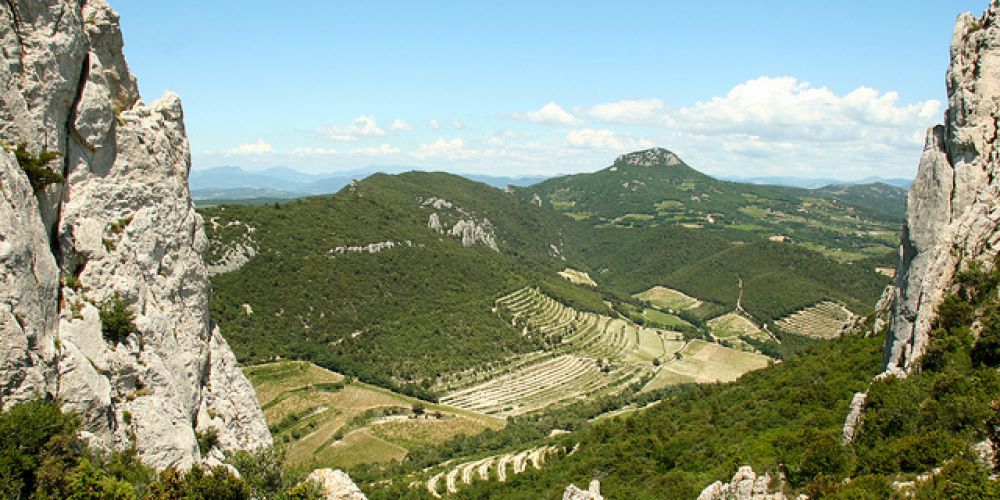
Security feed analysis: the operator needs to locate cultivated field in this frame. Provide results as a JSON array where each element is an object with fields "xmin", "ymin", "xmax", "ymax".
[
  {"xmin": 774, "ymin": 301, "xmax": 856, "ymax": 339},
  {"xmin": 557, "ymin": 268, "xmax": 598, "ymax": 286},
  {"xmin": 634, "ymin": 286, "xmax": 701, "ymax": 311},
  {"xmin": 706, "ymin": 312, "xmax": 762, "ymax": 339},
  {"xmin": 244, "ymin": 361, "xmax": 502, "ymax": 469},
  {"xmin": 437, "ymin": 287, "xmax": 689, "ymax": 416},
  {"xmin": 643, "ymin": 340, "xmax": 772, "ymax": 391}
]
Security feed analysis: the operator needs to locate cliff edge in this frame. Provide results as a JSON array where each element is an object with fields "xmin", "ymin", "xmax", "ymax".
[
  {"xmin": 0, "ymin": 0, "xmax": 271, "ymax": 469},
  {"xmin": 884, "ymin": 1, "xmax": 1000, "ymax": 375}
]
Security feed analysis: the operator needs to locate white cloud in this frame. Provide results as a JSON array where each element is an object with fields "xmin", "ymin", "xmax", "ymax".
[
  {"xmin": 292, "ymin": 146, "xmax": 338, "ymax": 156},
  {"xmin": 512, "ymin": 102, "xmax": 584, "ymax": 126},
  {"xmin": 453, "ymin": 120, "xmax": 464, "ymax": 129},
  {"xmin": 390, "ymin": 118, "xmax": 413, "ymax": 131},
  {"xmin": 318, "ymin": 115, "xmax": 386, "ymax": 142},
  {"xmin": 226, "ymin": 139, "xmax": 273, "ymax": 155},
  {"xmin": 566, "ymin": 129, "xmax": 654, "ymax": 151},
  {"xmin": 428, "ymin": 119, "xmax": 441, "ymax": 130},
  {"xmin": 350, "ymin": 144, "xmax": 401, "ymax": 156},
  {"xmin": 411, "ymin": 138, "xmax": 477, "ymax": 160},
  {"xmin": 585, "ymin": 99, "xmax": 666, "ymax": 124},
  {"xmin": 676, "ymin": 77, "xmax": 939, "ymax": 144}
]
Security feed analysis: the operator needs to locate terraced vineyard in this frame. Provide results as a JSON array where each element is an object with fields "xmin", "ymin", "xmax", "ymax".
[
  {"xmin": 439, "ymin": 287, "xmax": 773, "ymax": 417},
  {"xmin": 774, "ymin": 301, "xmax": 856, "ymax": 339},
  {"xmin": 435, "ymin": 288, "xmax": 686, "ymax": 416},
  {"xmin": 244, "ymin": 361, "xmax": 502, "ymax": 469},
  {"xmin": 422, "ymin": 445, "xmax": 565, "ymax": 498}
]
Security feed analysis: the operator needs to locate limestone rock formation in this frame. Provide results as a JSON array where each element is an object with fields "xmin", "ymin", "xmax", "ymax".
[
  {"xmin": 842, "ymin": 392, "xmax": 867, "ymax": 443},
  {"xmin": 615, "ymin": 147, "xmax": 683, "ymax": 167},
  {"xmin": 0, "ymin": 0, "xmax": 270, "ymax": 470},
  {"xmin": 427, "ymin": 212, "xmax": 443, "ymax": 233},
  {"xmin": 449, "ymin": 218, "xmax": 499, "ymax": 251},
  {"xmin": 306, "ymin": 469, "xmax": 368, "ymax": 500},
  {"xmin": 883, "ymin": 3, "xmax": 1000, "ymax": 375},
  {"xmin": 563, "ymin": 479, "xmax": 603, "ymax": 500},
  {"xmin": 697, "ymin": 466, "xmax": 787, "ymax": 500}
]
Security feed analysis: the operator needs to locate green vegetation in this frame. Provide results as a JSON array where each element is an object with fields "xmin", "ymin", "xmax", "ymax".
[
  {"xmin": 421, "ymin": 258, "xmax": 1000, "ymax": 498},
  {"xmin": 518, "ymin": 151, "xmax": 903, "ymax": 268},
  {"xmin": 13, "ymin": 143, "xmax": 62, "ymax": 191},
  {"xmin": 99, "ymin": 293, "xmax": 136, "ymax": 343},
  {"xmin": 0, "ymin": 399, "xmax": 321, "ymax": 499},
  {"xmin": 203, "ymin": 165, "xmax": 890, "ymax": 402}
]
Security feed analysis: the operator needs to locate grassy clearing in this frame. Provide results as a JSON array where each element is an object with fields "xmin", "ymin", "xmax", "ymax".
[
  {"xmin": 641, "ymin": 308, "xmax": 693, "ymax": 329},
  {"xmin": 563, "ymin": 211, "xmax": 592, "ymax": 221},
  {"xmin": 645, "ymin": 340, "xmax": 772, "ymax": 389},
  {"xmin": 634, "ymin": 285, "xmax": 701, "ymax": 311},
  {"xmin": 557, "ymin": 268, "xmax": 597, "ymax": 287},
  {"xmin": 245, "ymin": 361, "xmax": 501, "ymax": 470}
]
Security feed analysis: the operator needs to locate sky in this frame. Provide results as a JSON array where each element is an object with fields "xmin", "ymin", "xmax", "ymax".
[{"xmin": 114, "ymin": 1, "xmax": 988, "ymax": 180}]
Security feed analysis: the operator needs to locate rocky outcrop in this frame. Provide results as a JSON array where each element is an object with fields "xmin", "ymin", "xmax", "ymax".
[
  {"xmin": 563, "ymin": 479, "xmax": 603, "ymax": 500},
  {"xmin": 883, "ymin": 4, "xmax": 1000, "ymax": 375},
  {"xmin": 697, "ymin": 466, "xmax": 787, "ymax": 500},
  {"xmin": 329, "ymin": 240, "xmax": 412, "ymax": 256},
  {"xmin": 0, "ymin": 0, "xmax": 270, "ymax": 470},
  {"xmin": 449, "ymin": 218, "xmax": 498, "ymax": 251},
  {"xmin": 842, "ymin": 392, "xmax": 867, "ymax": 443},
  {"xmin": 427, "ymin": 212, "xmax": 443, "ymax": 233},
  {"xmin": 306, "ymin": 469, "xmax": 367, "ymax": 500},
  {"xmin": 615, "ymin": 147, "xmax": 683, "ymax": 167}
]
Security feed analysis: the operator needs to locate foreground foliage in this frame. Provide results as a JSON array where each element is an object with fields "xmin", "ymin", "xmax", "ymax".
[
  {"xmin": 436, "ymin": 259, "xmax": 1000, "ymax": 498},
  {"xmin": 0, "ymin": 400, "xmax": 319, "ymax": 499}
]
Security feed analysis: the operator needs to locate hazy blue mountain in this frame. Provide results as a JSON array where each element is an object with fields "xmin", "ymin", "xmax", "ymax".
[
  {"xmin": 189, "ymin": 165, "xmax": 550, "ymax": 199},
  {"xmin": 723, "ymin": 174, "xmax": 912, "ymax": 190}
]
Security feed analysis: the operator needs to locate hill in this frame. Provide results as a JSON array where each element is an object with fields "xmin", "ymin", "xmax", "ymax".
[
  {"xmin": 203, "ymin": 163, "xmax": 891, "ymax": 401},
  {"xmin": 517, "ymin": 148, "xmax": 904, "ymax": 264},
  {"xmin": 203, "ymin": 172, "xmax": 604, "ymax": 398}
]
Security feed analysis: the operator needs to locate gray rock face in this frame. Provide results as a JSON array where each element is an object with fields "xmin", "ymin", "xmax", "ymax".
[
  {"xmin": 449, "ymin": 218, "xmax": 498, "ymax": 251},
  {"xmin": 615, "ymin": 147, "xmax": 682, "ymax": 167},
  {"xmin": 0, "ymin": 0, "xmax": 270, "ymax": 470},
  {"xmin": 427, "ymin": 213, "xmax": 443, "ymax": 233},
  {"xmin": 697, "ymin": 466, "xmax": 787, "ymax": 500},
  {"xmin": 305, "ymin": 469, "xmax": 367, "ymax": 500},
  {"xmin": 842, "ymin": 392, "xmax": 867, "ymax": 443},
  {"xmin": 563, "ymin": 480, "xmax": 603, "ymax": 500},
  {"xmin": 884, "ymin": 4, "xmax": 1000, "ymax": 375}
]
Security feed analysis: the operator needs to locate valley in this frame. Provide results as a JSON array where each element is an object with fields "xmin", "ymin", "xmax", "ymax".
[
  {"xmin": 202, "ymin": 149, "xmax": 895, "ymax": 484},
  {"xmin": 4, "ymin": 1, "xmax": 999, "ymax": 499}
]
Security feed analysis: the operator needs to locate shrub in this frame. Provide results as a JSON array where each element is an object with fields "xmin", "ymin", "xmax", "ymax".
[
  {"xmin": 13, "ymin": 143, "xmax": 62, "ymax": 191},
  {"xmin": 99, "ymin": 294, "xmax": 135, "ymax": 343},
  {"xmin": 196, "ymin": 427, "xmax": 220, "ymax": 454}
]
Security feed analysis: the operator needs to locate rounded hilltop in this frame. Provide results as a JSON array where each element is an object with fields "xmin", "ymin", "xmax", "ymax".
[{"xmin": 613, "ymin": 147, "xmax": 685, "ymax": 167}]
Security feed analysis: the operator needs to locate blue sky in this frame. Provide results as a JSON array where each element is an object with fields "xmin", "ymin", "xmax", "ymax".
[{"xmin": 114, "ymin": 1, "xmax": 987, "ymax": 179}]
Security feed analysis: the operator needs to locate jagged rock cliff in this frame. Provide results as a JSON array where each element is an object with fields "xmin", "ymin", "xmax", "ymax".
[
  {"xmin": 883, "ymin": 2, "xmax": 1000, "ymax": 375},
  {"xmin": 0, "ymin": 0, "xmax": 270, "ymax": 470}
]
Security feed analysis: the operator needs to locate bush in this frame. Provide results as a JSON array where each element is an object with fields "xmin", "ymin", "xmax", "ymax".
[
  {"xmin": 99, "ymin": 294, "xmax": 136, "ymax": 343},
  {"xmin": 196, "ymin": 427, "xmax": 220, "ymax": 455},
  {"xmin": 0, "ymin": 399, "xmax": 81, "ymax": 498},
  {"xmin": 13, "ymin": 143, "xmax": 62, "ymax": 191}
]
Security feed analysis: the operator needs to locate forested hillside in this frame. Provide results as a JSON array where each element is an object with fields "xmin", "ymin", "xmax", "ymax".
[{"xmin": 203, "ymin": 159, "xmax": 891, "ymax": 400}]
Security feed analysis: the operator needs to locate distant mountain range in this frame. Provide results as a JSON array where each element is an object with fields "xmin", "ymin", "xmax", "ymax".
[
  {"xmin": 722, "ymin": 175, "xmax": 913, "ymax": 189},
  {"xmin": 189, "ymin": 166, "xmax": 550, "ymax": 201},
  {"xmin": 191, "ymin": 165, "xmax": 911, "ymax": 202}
]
